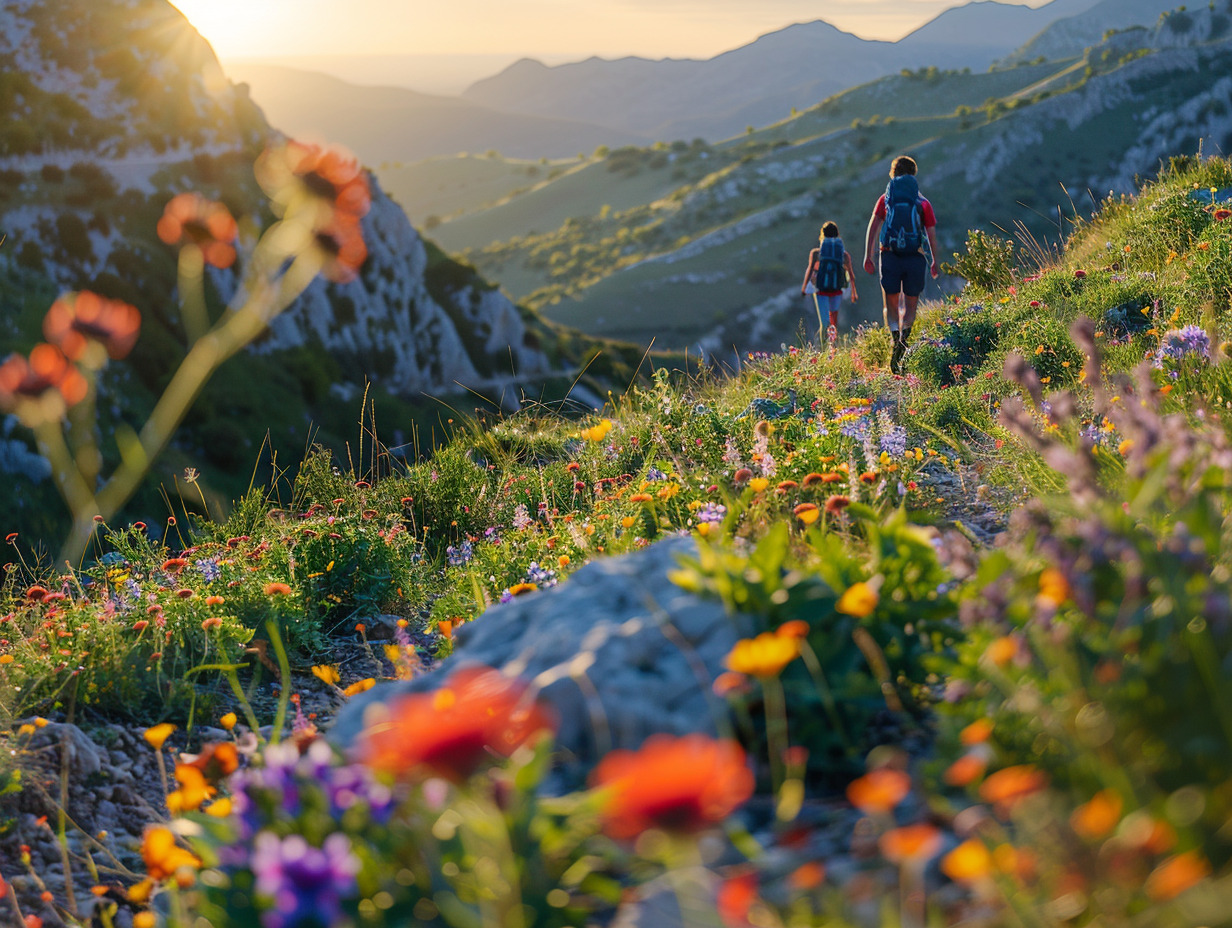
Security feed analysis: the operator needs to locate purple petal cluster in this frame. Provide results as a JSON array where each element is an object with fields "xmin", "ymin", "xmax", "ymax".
[{"xmin": 251, "ymin": 831, "xmax": 360, "ymax": 928}]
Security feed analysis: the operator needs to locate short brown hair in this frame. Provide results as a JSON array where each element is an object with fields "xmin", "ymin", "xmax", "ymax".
[
  {"xmin": 820, "ymin": 222, "xmax": 839, "ymax": 238},
  {"xmin": 891, "ymin": 155, "xmax": 918, "ymax": 177}
]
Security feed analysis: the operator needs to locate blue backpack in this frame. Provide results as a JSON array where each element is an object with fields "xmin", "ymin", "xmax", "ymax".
[
  {"xmin": 813, "ymin": 237, "xmax": 846, "ymax": 292},
  {"xmin": 880, "ymin": 175, "xmax": 924, "ymax": 255}
]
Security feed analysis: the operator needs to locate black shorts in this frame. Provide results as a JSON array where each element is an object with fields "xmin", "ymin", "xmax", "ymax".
[{"xmin": 880, "ymin": 252, "xmax": 927, "ymax": 297}]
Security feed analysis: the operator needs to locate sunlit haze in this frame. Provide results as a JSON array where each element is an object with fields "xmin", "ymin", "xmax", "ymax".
[{"xmin": 172, "ymin": 0, "xmax": 1058, "ymax": 66}]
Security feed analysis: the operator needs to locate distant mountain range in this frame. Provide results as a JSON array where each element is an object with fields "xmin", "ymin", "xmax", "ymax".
[
  {"xmin": 230, "ymin": 0, "xmax": 1185, "ymax": 162},
  {"xmin": 225, "ymin": 64, "xmax": 649, "ymax": 164},
  {"xmin": 461, "ymin": 0, "xmax": 1105, "ymax": 141}
]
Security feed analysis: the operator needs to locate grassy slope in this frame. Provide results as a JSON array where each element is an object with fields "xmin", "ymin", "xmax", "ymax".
[{"xmin": 375, "ymin": 154, "xmax": 582, "ymax": 226}]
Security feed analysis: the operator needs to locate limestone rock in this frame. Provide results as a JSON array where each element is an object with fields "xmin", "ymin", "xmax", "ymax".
[{"xmin": 331, "ymin": 536, "xmax": 755, "ymax": 777}]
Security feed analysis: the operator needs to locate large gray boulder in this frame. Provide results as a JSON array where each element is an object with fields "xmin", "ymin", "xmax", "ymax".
[{"xmin": 330, "ymin": 536, "xmax": 755, "ymax": 777}]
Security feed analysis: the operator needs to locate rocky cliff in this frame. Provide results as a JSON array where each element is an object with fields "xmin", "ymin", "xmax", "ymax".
[{"xmin": 0, "ymin": 0, "xmax": 551, "ymax": 405}]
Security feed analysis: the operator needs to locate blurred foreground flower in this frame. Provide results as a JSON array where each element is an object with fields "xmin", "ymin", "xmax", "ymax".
[
  {"xmin": 591, "ymin": 733, "xmax": 753, "ymax": 840},
  {"xmin": 359, "ymin": 666, "xmax": 553, "ymax": 782}
]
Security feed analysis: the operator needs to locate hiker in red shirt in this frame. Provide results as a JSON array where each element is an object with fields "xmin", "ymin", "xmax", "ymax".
[{"xmin": 862, "ymin": 155, "xmax": 940, "ymax": 375}]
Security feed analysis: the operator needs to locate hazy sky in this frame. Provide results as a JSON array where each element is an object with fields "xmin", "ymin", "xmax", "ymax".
[{"xmin": 172, "ymin": 0, "xmax": 1057, "ymax": 61}]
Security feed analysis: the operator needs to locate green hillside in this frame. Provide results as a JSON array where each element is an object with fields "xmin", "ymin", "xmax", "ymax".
[
  {"xmin": 4, "ymin": 152, "xmax": 1232, "ymax": 927},
  {"xmin": 400, "ymin": 20, "xmax": 1231, "ymax": 351}
]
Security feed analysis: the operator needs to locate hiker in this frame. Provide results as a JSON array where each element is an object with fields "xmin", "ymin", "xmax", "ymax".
[
  {"xmin": 800, "ymin": 221, "xmax": 857, "ymax": 348},
  {"xmin": 863, "ymin": 155, "xmax": 939, "ymax": 375}
]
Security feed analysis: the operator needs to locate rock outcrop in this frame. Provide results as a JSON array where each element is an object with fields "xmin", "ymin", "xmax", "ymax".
[{"xmin": 332, "ymin": 536, "xmax": 755, "ymax": 781}]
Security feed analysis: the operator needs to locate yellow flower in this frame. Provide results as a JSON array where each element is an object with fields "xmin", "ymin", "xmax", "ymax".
[
  {"xmin": 219, "ymin": 712, "xmax": 237, "ymax": 731},
  {"xmin": 656, "ymin": 483, "xmax": 680, "ymax": 500},
  {"xmin": 144, "ymin": 723, "xmax": 176, "ymax": 750},
  {"xmin": 134, "ymin": 912, "xmax": 157, "ymax": 928},
  {"xmin": 1117, "ymin": 439, "xmax": 1133, "ymax": 456},
  {"xmin": 793, "ymin": 503, "xmax": 820, "ymax": 525},
  {"xmin": 343, "ymin": 678, "xmax": 376, "ymax": 697},
  {"xmin": 696, "ymin": 522, "xmax": 712, "ymax": 537},
  {"xmin": 205, "ymin": 797, "xmax": 233, "ymax": 818},
  {"xmin": 621, "ymin": 516, "xmax": 636, "ymax": 529},
  {"xmin": 942, "ymin": 839, "xmax": 993, "ymax": 883},
  {"xmin": 0, "ymin": 655, "xmax": 13, "ymax": 664},
  {"xmin": 836, "ymin": 582, "xmax": 878, "ymax": 618},
  {"xmin": 581, "ymin": 419, "xmax": 613, "ymax": 442},
  {"xmin": 725, "ymin": 632, "xmax": 800, "ymax": 678},
  {"xmin": 748, "ymin": 477, "xmax": 769, "ymax": 493},
  {"xmin": 311, "ymin": 664, "xmax": 341, "ymax": 686}
]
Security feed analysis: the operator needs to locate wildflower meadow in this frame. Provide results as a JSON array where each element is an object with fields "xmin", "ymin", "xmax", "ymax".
[{"xmin": 2, "ymin": 148, "xmax": 1232, "ymax": 928}]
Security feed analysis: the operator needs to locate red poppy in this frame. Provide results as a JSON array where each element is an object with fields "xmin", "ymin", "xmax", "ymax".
[
  {"xmin": 156, "ymin": 193, "xmax": 238, "ymax": 268},
  {"xmin": 313, "ymin": 212, "xmax": 368, "ymax": 284},
  {"xmin": 360, "ymin": 666, "xmax": 553, "ymax": 782},
  {"xmin": 591, "ymin": 734, "xmax": 753, "ymax": 839},
  {"xmin": 0, "ymin": 344, "xmax": 88, "ymax": 420},
  {"xmin": 43, "ymin": 291, "xmax": 141, "ymax": 363}
]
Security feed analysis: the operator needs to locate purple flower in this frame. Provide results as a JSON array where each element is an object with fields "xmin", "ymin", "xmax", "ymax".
[
  {"xmin": 696, "ymin": 502, "xmax": 726, "ymax": 524},
  {"xmin": 445, "ymin": 540, "xmax": 473, "ymax": 567},
  {"xmin": 251, "ymin": 831, "xmax": 359, "ymax": 928},
  {"xmin": 1154, "ymin": 325, "xmax": 1210, "ymax": 368},
  {"xmin": 195, "ymin": 558, "xmax": 221, "ymax": 582}
]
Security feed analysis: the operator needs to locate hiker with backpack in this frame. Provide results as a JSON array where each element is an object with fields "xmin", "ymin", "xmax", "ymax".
[
  {"xmin": 800, "ymin": 221, "xmax": 857, "ymax": 349},
  {"xmin": 863, "ymin": 155, "xmax": 939, "ymax": 375}
]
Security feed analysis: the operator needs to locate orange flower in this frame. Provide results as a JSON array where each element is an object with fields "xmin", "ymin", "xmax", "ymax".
[
  {"xmin": 205, "ymin": 595, "xmax": 225, "ymax": 606},
  {"xmin": 979, "ymin": 765, "xmax": 1048, "ymax": 814},
  {"xmin": 437, "ymin": 619, "xmax": 454, "ymax": 640},
  {"xmin": 985, "ymin": 636, "xmax": 1018, "ymax": 667},
  {"xmin": 776, "ymin": 620, "xmax": 810, "ymax": 639},
  {"xmin": 1070, "ymin": 789, "xmax": 1122, "ymax": 840},
  {"xmin": 1145, "ymin": 850, "xmax": 1210, "ymax": 901},
  {"xmin": 1037, "ymin": 568, "xmax": 1070, "ymax": 608},
  {"xmin": 509, "ymin": 582, "xmax": 538, "ymax": 597},
  {"xmin": 941, "ymin": 839, "xmax": 993, "ymax": 883},
  {"xmin": 859, "ymin": 471, "xmax": 878, "ymax": 484},
  {"xmin": 312, "ymin": 212, "xmax": 369, "ymax": 284},
  {"xmin": 725, "ymin": 632, "xmax": 799, "ymax": 678},
  {"xmin": 776, "ymin": 480, "xmax": 799, "ymax": 494},
  {"xmin": 847, "ymin": 767, "xmax": 911, "ymax": 815},
  {"xmin": 43, "ymin": 291, "xmax": 142, "ymax": 363},
  {"xmin": 166, "ymin": 764, "xmax": 215, "ymax": 814},
  {"xmin": 156, "ymin": 193, "xmax": 238, "ymax": 268},
  {"xmin": 801, "ymin": 472, "xmax": 825, "ymax": 487},
  {"xmin": 820, "ymin": 472, "xmax": 845, "ymax": 484},
  {"xmin": 960, "ymin": 718, "xmax": 993, "ymax": 745},
  {"xmin": 591, "ymin": 734, "xmax": 753, "ymax": 839},
  {"xmin": 836, "ymin": 582, "xmax": 878, "ymax": 618},
  {"xmin": 200, "ymin": 617, "xmax": 223, "ymax": 631},
  {"xmin": 219, "ymin": 712, "xmax": 237, "ymax": 731},
  {"xmin": 787, "ymin": 861, "xmax": 826, "ymax": 890},
  {"xmin": 0, "ymin": 344, "xmax": 88, "ymax": 425},
  {"xmin": 712, "ymin": 671, "xmax": 750, "ymax": 696},
  {"xmin": 629, "ymin": 493, "xmax": 653, "ymax": 503},
  {"xmin": 944, "ymin": 752, "xmax": 987, "ymax": 787},
  {"xmin": 263, "ymin": 582, "xmax": 292, "ymax": 596},
  {"xmin": 716, "ymin": 871, "xmax": 758, "ymax": 928},
  {"xmin": 360, "ymin": 666, "xmax": 553, "ymax": 782},
  {"xmin": 879, "ymin": 823, "xmax": 942, "ymax": 864},
  {"xmin": 141, "ymin": 825, "xmax": 200, "ymax": 883},
  {"xmin": 824, "ymin": 494, "xmax": 851, "ymax": 514},
  {"xmin": 256, "ymin": 140, "xmax": 371, "ymax": 222}
]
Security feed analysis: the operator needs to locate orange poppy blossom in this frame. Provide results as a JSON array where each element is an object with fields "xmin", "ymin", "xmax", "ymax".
[
  {"xmin": 846, "ymin": 767, "xmax": 911, "ymax": 815},
  {"xmin": 312, "ymin": 212, "xmax": 368, "ymax": 283},
  {"xmin": 960, "ymin": 718, "xmax": 994, "ymax": 745},
  {"xmin": 1145, "ymin": 850, "xmax": 1211, "ymax": 901},
  {"xmin": 724, "ymin": 632, "xmax": 800, "ymax": 678},
  {"xmin": 801, "ymin": 472, "xmax": 826, "ymax": 488},
  {"xmin": 141, "ymin": 825, "xmax": 200, "ymax": 884},
  {"xmin": 591, "ymin": 733, "xmax": 754, "ymax": 839},
  {"xmin": 156, "ymin": 192, "xmax": 239, "ymax": 268},
  {"xmin": 879, "ymin": 823, "xmax": 943, "ymax": 864},
  {"xmin": 943, "ymin": 750, "xmax": 988, "ymax": 787},
  {"xmin": 359, "ymin": 666, "xmax": 553, "ymax": 783},
  {"xmin": 716, "ymin": 870, "xmax": 759, "ymax": 927},
  {"xmin": 978, "ymin": 764, "xmax": 1048, "ymax": 815},
  {"xmin": 43, "ymin": 291, "xmax": 142, "ymax": 364},
  {"xmin": 1070, "ymin": 789, "xmax": 1122, "ymax": 840},
  {"xmin": 776, "ymin": 620, "xmax": 810, "ymax": 639},
  {"xmin": 0, "ymin": 344, "xmax": 88, "ymax": 426}
]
